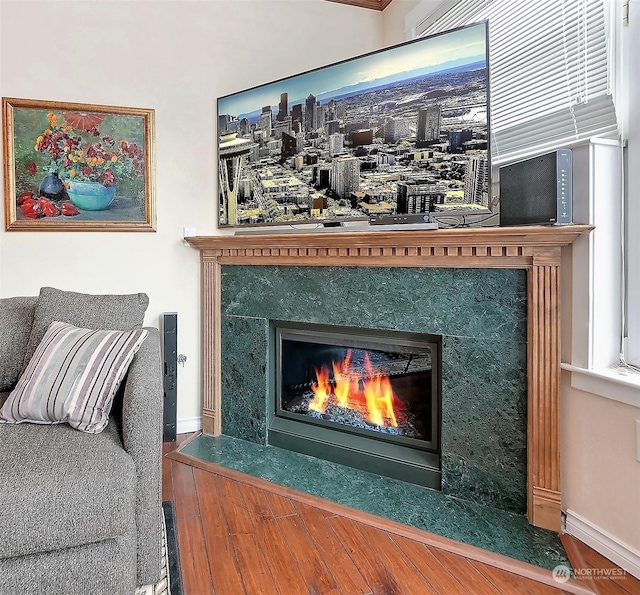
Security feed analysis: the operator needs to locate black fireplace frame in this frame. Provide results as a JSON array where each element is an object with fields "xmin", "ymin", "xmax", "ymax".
[{"xmin": 267, "ymin": 320, "xmax": 442, "ymax": 489}]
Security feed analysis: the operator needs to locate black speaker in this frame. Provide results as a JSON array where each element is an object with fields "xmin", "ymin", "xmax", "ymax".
[
  {"xmin": 499, "ymin": 150, "xmax": 572, "ymax": 226},
  {"xmin": 162, "ymin": 312, "xmax": 177, "ymax": 443}
]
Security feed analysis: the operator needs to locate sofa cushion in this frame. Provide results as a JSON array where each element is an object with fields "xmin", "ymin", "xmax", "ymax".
[
  {"xmin": 22, "ymin": 287, "xmax": 149, "ymax": 372},
  {"xmin": 0, "ymin": 420, "xmax": 136, "ymax": 559},
  {"xmin": 1, "ymin": 321, "xmax": 148, "ymax": 434},
  {"xmin": 0, "ymin": 297, "xmax": 37, "ymax": 391}
]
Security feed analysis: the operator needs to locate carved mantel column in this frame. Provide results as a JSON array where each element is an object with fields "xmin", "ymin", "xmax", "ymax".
[
  {"xmin": 200, "ymin": 257, "xmax": 222, "ymax": 436},
  {"xmin": 188, "ymin": 225, "xmax": 592, "ymax": 532},
  {"xmin": 528, "ymin": 246, "xmax": 563, "ymax": 530}
]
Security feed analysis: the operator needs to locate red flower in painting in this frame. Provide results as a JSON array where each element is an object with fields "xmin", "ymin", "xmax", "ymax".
[
  {"xmin": 101, "ymin": 169, "xmax": 116, "ymax": 187},
  {"xmin": 27, "ymin": 162, "xmax": 37, "ymax": 175},
  {"xmin": 60, "ymin": 201, "xmax": 79, "ymax": 216},
  {"xmin": 20, "ymin": 198, "xmax": 43, "ymax": 218},
  {"xmin": 31, "ymin": 111, "xmax": 145, "ymax": 189},
  {"xmin": 17, "ymin": 191, "xmax": 34, "ymax": 204},
  {"xmin": 38, "ymin": 197, "xmax": 60, "ymax": 217}
]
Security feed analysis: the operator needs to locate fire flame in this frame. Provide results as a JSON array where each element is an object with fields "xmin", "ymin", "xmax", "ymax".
[{"xmin": 309, "ymin": 350, "xmax": 402, "ymax": 427}]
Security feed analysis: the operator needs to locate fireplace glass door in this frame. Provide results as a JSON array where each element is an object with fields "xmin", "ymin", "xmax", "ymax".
[{"xmin": 269, "ymin": 322, "xmax": 441, "ymax": 489}]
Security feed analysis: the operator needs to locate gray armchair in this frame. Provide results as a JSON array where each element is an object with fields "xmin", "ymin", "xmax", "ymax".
[{"xmin": 0, "ymin": 288, "xmax": 163, "ymax": 594}]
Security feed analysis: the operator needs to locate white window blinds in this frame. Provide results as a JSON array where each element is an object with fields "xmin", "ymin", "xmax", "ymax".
[{"xmin": 417, "ymin": 0, "xmax": 619, "ymax": 164}]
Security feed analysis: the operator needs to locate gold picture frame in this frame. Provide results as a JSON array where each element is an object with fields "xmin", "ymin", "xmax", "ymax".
[{"xmin": 3, "ymin": 97, "xmax": 156, "ymax": 231}]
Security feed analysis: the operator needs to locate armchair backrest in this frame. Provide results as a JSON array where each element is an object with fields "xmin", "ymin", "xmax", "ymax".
[
  {"xmin": 0, "ymin": 297, "xmax": 37, "ymax": 392},
  {"xmin": 1, "ymin": 288, "xmax": 149, "ymax": 394}
]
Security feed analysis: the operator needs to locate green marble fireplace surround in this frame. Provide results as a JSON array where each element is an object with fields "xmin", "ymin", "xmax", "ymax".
[{"xmin": 219, "ymin": 264, "xmax": 528, "ymax": 515}]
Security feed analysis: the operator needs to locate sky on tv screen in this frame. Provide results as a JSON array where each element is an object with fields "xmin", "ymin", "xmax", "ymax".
[{"xmin": 218, "ymin": 23, "xmax": 487, "ymax": 119}]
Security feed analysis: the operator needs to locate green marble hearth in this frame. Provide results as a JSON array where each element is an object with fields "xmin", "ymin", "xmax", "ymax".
[
  {"xmin": 220, "ymin": 265, "xmax": 529, "ymax": 514},
  {"xmin": 181, "ymin": 433, "xmax": 570, "ymax": 572}
]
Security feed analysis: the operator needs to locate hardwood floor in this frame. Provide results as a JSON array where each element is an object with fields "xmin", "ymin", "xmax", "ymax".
[{"xmin": 163, "ymin": 434, "xmax": 638, "ymax": 595}]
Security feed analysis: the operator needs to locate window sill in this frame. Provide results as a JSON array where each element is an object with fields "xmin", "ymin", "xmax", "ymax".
[{"xmin": 561, "ymin": 363, "xmax": 640, "ymax": 408}]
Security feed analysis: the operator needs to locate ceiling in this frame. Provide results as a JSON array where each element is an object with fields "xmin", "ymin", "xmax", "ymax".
[{"xmin": 326, "ymin": 0, "xmax": 395, "ymax": 11}]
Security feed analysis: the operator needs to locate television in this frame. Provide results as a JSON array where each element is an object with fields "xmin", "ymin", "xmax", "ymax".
[{"xmin": 217, "ymin": 22, "xmax": 490, "ymax": 229}]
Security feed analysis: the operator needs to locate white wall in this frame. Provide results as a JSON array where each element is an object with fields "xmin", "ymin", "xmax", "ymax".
[
  {"xmin": 562, "ymin": 378, "xmax": 640, "ymax": 566},
  {"xmin": 381, "ymin": 0, "xmax": 458, "ymax": 45},
  {"xmin": 0, "ymin": 0, "xmax": 382, "ymax": 429},
  {"xmin": 381, "ymin": 0, "xmax": 421, "ymax": 43}
]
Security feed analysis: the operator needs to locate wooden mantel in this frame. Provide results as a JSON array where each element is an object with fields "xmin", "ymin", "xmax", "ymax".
[{"xmin": 187, "ymin": 224, "xmax": 593, "ymax": 532}]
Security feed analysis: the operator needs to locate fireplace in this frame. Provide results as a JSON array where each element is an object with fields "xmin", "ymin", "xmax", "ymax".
[
  {"xmin": 269, "ymin": 322, "xmax": 441, "ymax": 488},
  {"xmin": 188, "ymin": 224, "xmax": 593, "ymax": 531}
]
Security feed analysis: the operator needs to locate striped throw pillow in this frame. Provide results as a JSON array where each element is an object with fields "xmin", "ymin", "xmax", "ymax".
[{"xmin": 0, "ymin": 321, "xmax": 148, "ymax": 434}]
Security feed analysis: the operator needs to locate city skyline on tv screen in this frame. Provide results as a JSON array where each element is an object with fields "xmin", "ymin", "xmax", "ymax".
[{"xmin": 217, "ymin": 22, "xmax": 490, "ymax": 227}]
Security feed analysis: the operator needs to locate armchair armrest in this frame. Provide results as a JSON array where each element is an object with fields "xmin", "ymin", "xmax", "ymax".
[{"xmin": 120, "ymin": 327, "xmax": 163, "ymax": 585}]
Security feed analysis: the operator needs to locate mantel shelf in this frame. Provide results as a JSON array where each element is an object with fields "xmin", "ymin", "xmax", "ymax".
[
  {"xmin": 187, "ymin": 224, "xmax": 592, "ymax": 250},
  {"xmin": 186, "ymin": 224, "xmax": 593, "ymax": 269}
]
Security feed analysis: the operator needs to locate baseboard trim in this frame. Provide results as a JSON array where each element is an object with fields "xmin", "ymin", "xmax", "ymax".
[
  {"xmin": 177, "ymin": 416, "xmax": 202, "ymax": 434},
  {"xmin": 565, "ymin": 509, "xmax": 640, "ymax": 579}
]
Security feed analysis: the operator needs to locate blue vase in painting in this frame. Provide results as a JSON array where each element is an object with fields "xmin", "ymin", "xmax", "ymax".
[{"xmin": 38, "ymin": 173, "xmax": 68, "ymax": 202}]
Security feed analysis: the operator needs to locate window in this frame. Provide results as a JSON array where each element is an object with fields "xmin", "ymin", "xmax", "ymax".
[
  {"xmin": 416, "ymin": 0, "xmax": 619, "ymax": 165},
  {"xmin": 413, "ymin": 1, "xmax": 640, "ymax": 392}
]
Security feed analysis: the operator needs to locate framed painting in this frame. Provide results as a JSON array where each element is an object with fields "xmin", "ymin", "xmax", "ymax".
[{"xmin": 2, "ymin": 97, "xmax": 156, "ymax": 231}]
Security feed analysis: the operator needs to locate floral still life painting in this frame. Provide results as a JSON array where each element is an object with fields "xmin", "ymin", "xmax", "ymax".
[{"xmin": 3, "ymin": 98, "xmax": 155, "ymax": 231}]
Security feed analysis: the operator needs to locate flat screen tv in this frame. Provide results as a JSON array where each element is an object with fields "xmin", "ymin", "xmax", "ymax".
[{"xmin": 217, "ymin": 22, "xmax": 490, "ymax": 229}]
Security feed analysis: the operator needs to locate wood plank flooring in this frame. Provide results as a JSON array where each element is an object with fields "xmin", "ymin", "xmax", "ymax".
[{"xmin": 163, "ymin": 435, "xmax": 638, "ymax": 595}]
